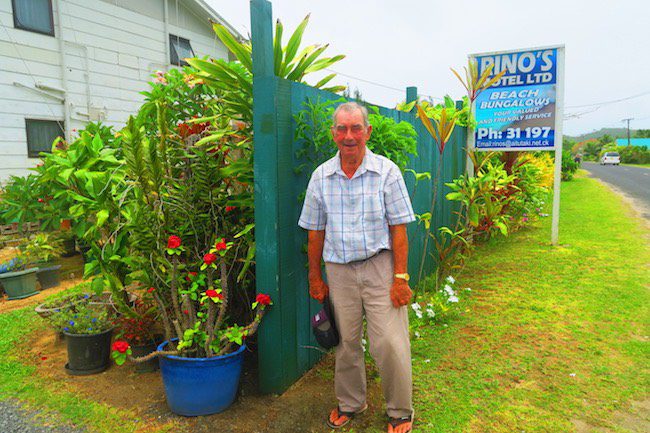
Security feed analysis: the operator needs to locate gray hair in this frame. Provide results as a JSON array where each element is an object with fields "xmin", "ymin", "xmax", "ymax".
[{"xmin": 332, "ymin": 102, "xmax": 369, "ymax": 128}]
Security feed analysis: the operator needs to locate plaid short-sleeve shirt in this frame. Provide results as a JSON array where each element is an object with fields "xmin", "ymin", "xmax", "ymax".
[{"xmin": 298, "ymin": 148, "xmax": 415, "ymax": 264}]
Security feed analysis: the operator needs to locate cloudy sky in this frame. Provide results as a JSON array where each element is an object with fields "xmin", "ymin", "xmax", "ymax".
[{"xmin": 207, "ymin": 0, "xmax": 650, "ymax": 136}]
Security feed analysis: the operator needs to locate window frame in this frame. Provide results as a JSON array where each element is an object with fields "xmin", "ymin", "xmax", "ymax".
[
  {"xmin": 169, "ymin": 34, "xmax": 194, "ymax": 67},
  {"xmin": 11, "ymin": 0, "xmax": 55, "ymax": 37},
  {"xmin": 25, "ymin": 118, "xmax": 65, "ymax": 158}
]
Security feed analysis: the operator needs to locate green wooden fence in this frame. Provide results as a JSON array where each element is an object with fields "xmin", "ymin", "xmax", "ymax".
[{"xmin": 251, "ymin": 0, "xmax": 467, "ymax": 394}]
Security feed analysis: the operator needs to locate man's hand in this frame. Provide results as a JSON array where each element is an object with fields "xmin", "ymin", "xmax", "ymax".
[
  {"xmin": 390, "ymin": 278, "xmax": 412, "ymax": 308},
  {"xmin": 309, "ymin": 278, "xmax": 329, "ymax": 303}
]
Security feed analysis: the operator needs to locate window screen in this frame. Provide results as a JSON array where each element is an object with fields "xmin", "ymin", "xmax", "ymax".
[
  {"xmin": 169, "ymin": 34, "xmax": 194, "ymax": 66},
  {"xmin": 12, "ymin": 0, "xmax": 54, "ymax": 36},
  {"xmin": 25, "ymin": 119, "xmax": 64, "ymax": 158}
]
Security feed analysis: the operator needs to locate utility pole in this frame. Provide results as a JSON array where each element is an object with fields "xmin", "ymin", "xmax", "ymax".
[{"xmin": 622, "ymin": 117, "xmax": 634, "ymax": 146}]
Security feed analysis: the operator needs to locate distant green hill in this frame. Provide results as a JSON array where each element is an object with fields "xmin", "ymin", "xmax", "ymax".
[{"xmin": 566, "ymin": 128, "xmax": 634, "ymax": 142}]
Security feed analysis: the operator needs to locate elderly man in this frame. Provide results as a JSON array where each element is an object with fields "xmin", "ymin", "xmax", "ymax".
[{"xmin": 298, "ymin": 102, "xmax": 415, "ymax": 433}]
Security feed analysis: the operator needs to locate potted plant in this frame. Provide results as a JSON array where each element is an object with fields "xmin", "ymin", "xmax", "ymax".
[
  {"xmin": 23, "ymin": 233, "xmax": 64, "ymax": 289},
  {"xmin": 57, "ymin": 230, "xmax": 77, "ymax": 257},
  {"xmin": 50, "ymin": 301, "xmax": 115, "ymax": 375},
  {"xmin": 112, "ymin": 298, "xmax": 160, "ymax": 373},
  {"xmin": 0, "ymin": 255, "xmax": 39, "ymax": 300},
  {"xmin": 35, "ymin": 292, "xmax": 88, "ymax": 319},
  {"xmin": 111, "ymin": 235, "xmax": 271, "ymax": 416}
]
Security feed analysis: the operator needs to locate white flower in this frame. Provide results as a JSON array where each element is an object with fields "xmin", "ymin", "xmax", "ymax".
[
  {"xmin": 446, "ymin": 276, "xmax": 455, "ymax": 284},
  {"xmin": 426, "ymin": 308, "xmax": 435, "ymax": 318},
  {"xmin": 411, "ymin": 303, "xmax": 421, "ymax": 311},
  {"xmin": 443, "ymin": 285, "xmax": 455, "ymax": 297},
  {"xmin": 414, "ymin": 331, "xmax": 421, "ymax": 338},
  {"xmin": 465, "ymin": 287, "xmax": 472, "ymax": 291},
  {"xmin": 448, "ymin": 295, "xmax": 459, "ymax": 303},
  {"xmin": 569, "ymin": 373, "xmax": 576, "ymax": 377},
  {"xmin": 362, "ymin": 338, "xmax": 367, "ymax": 352},
  {"xmin": 415, "ymin": 310, "xmax": 423, "ymax": 319}
]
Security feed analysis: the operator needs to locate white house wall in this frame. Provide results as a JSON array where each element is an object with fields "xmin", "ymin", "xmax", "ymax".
[{"xmin": 0, "ymin": 0, "xmax": 230, "ymax": 182}]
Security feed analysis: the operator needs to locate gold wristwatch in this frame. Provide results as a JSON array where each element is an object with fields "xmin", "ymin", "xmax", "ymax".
[{"xmin": 394, "ymin": 273, "xmax": 410, "ymax": 281}]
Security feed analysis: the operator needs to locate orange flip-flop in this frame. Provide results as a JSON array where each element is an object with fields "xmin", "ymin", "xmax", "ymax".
[
  {"xmin": 387, "ymin": 415, "xmax": 414, "ymax": 433},
  {"xmin": 325, "ymin": 404, "xmax": 368, "ymax": 429}
]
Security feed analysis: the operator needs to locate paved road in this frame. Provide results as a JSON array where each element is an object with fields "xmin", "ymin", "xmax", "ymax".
[
  {"xmin": 0, "ymin": 399, "xmax": 86, "ymax": 433},
  {"xmin": 582, "ymin": 162, "xmax": 650, "ymax": 218}
]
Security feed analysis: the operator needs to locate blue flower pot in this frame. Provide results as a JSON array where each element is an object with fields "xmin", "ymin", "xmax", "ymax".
[{"xmin": 158, "ymin": 340, "xmax": 246, "ymax": 416}]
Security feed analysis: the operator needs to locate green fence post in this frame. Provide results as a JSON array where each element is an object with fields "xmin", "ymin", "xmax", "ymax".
[
  {"xmin": 406, "ymin": 86, "xmax": 417, "ymax": 104},
  {"xmin": 404, "ymin": 86, "xmax": 422, "ymax": 283},
  {"xmin": 251, "ymin": 0, "xmax": 284, "ymax": 394}
]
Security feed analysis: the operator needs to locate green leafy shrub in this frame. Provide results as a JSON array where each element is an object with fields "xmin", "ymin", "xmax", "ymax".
[
  {"xmin": 22, "ymin": 232, "xmax": 64, "ymax": 264},
  {"xmin": 561, "ymin": 150, "xmax": 579, "ymax": 181},
  {"xmin": 294, "ymin": 97, "xmax": 418, "ymax": 174},
  {"xmin": 0, "ymin": 175, "xmax": 43, "ymax": 229},
  {"xmin": 432, "ymin": 152, "xmax": 552, "ymax": 286},
  {"xmin": 618, "ymin": 145, "xmax": 650, "ymax": 164}
]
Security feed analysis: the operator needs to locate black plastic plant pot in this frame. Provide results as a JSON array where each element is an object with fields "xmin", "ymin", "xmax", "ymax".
[
  {"xmin": 60, "ymin": 237, "xmax": 77, "ymax": 257},
  {"xmin": 130, "ymin": 342, "xmax": 160, "ymax": 373},
  {"xmin": 36, "ymin": 265, "xmax": 62, "ymax": 290},
  {"xmin": 63, "ymin": 328, "xmax": 113, "ymax": 375},
  {"xmin": 0, "ymin": 268, "xmax": 39, "ymax": 300}
]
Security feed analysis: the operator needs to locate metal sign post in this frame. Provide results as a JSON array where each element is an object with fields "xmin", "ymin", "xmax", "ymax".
[
  {"xmin": 551, "ymin": 47, "xmax": 565, "ymax": 245},
  {"xmin": 469, "ymin": 45, "xmax": 565, "ymax": 245}
]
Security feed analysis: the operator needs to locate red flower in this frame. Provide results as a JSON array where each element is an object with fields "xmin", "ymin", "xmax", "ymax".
[
  {"xmin": 167, "ymin": 235, "xmax": 182, "ymax": 249},
  {"xmin": 203, "ymin": 253, "xmax": 217, "ymax": 265},
  {"xmin": 215, "ymin": 239, "xmax": 227, "ymax": 251},
  {"xmin": 183, "ymin": 309, "xmax": 189, "ymax": 315},
  {"xmin": 178, "ymin": 122, "xmax": 192, "ymax": 138},
  {"xmin": 178, "ymin": 116, "xmax": 210, "ymax": 139},
  {"xmin": 225, "ymin": 206, "xmax": 236, "ymax": 213},
  {"xmin": 256, "ymin": 293, "xmax": 272, "ymax": 306},
  {"xmin": 112, "ymin": 340, "xmax": 130, "ymax": 354},
  {"xmin": 147, "ymin": 287, "xmax": 155, "ymax": 293},
  {"xmin": 206, "ymin": 289, "xmax": 223, "ymax": 300},
  {"xmin": 186, "ymin": 271, "xmax": 198, "ymax": 282},
  {"xmin": 38, "ymin": 198, "xmax": 44, "ymax": 203}
]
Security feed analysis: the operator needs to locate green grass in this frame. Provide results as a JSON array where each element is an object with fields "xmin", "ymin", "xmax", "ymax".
[
  {"xmin": 410, "ymin": 174, "xmax": 649, "ymax": 432},
  {"xmin": 621, "ymin": 163, "xmax": 650, "ymax": 168},
  {"xmin": 0, "ymin": 294, "xmax": 139, "ymax": 433}
]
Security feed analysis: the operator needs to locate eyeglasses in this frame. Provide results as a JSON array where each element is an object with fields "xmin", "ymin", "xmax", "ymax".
[{"xmin": 333, "ymin": 125, "xmax": 366, "ymax": 135}]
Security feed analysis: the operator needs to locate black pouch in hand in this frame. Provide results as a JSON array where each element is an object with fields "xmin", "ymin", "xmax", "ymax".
[{"xmin": 311, "ymin": 296, "xmax": 339, "ymax": 350}]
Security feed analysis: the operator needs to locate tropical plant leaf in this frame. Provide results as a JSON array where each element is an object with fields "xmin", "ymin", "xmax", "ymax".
[
  {"xmin": 282, "ymin": 14, "xmax": 310, "ymax": 76},
  {"xmin": 212, "ymin": 24, "xmax": 252, "ymax": 72}
]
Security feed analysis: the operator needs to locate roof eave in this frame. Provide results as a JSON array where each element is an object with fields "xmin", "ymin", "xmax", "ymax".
[{"xmin": 190, "ymin": 0, "xmax": 247, "ymax": 42}]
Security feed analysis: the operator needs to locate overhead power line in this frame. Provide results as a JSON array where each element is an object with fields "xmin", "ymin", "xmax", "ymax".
[
  {"xmin": 565, "ymin": 90, "xmax": 650, "ymax": 109},
  {"xmin": 324, "ymin": 68, "xmax": 443, "ymax": 101}
]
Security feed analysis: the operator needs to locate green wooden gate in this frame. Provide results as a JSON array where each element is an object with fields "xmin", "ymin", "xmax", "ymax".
[{"xmin": 251, "ymin": 0, "xmax": 467, "ymax": 394}]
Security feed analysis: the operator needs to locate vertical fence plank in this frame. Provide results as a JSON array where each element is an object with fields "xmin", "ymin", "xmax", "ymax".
[{"xmin": 251, "ymin": 0, "xmax": 286, "ymax": 394}]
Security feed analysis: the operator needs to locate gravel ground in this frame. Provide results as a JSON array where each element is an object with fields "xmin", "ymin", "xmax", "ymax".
[{"xmin": 0, "ymin": 399, "xmax": 86, "ymax": 433}]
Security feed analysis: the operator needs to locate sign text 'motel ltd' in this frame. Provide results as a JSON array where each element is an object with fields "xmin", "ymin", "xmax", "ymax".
[{"xmin": 471, "ymin": 46, "xmax": 564, "ymax": 151}]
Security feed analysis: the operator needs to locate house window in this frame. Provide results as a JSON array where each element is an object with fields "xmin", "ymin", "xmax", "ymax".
[
  {"xmin": 12, "ymin": 0, "xmax": 55, "ymax": 36},
  {"xmin": 169, "ymin": 34, "xmax": 194, "ymax": 66},
  {"xmin": 25, "ymin": 119, "xmax": 64, "ymax": 158}
]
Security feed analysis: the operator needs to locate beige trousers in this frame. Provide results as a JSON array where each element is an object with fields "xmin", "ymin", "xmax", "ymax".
[{"xmin": 325, "ymin": 249, "xmax": 413, "ymax": 418}]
